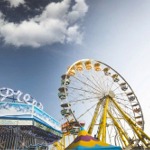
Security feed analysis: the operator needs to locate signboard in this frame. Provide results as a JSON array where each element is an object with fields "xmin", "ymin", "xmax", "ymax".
[
  {"xmin": 0, "ymin": 87, "xmax": 43, "ymax": 109},
  {"xmin": 0, "ymin": 102, "xmax": 33, "ymax": 118}
]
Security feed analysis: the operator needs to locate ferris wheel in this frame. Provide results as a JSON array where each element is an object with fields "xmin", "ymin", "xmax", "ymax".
[{"xmin": 57, "ymin": 59, "xmax": 150, "ymax": 149}]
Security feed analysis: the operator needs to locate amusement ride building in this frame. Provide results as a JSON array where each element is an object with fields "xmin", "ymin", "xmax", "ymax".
[{"xmin": 0, "ymin": 87, "xmax": 62, "ymax": 149}]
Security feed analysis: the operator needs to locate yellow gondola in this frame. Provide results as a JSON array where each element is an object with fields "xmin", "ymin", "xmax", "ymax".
[
  {"xmin": 85, "ymin": 60, "xmax": 92, "ymax": 70},
  {"xmin": 94, "ymin": 62, "xmax": 101, "ymax": 71},
  {"xmin": 76, "ymin": 62, "xmax": 83, "ymax": 71},
  {"xmin": 68, "ymin": 66, "xmax": 75, "ymax": 76}
]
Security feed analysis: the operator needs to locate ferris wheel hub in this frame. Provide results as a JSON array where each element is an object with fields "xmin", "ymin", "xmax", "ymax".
[
  {"xmin": 108, "ymin": 91, "xmax": 115, "ymax": 98},
  {"xmin": 103, "ymin": 91, "xmax": 115, "ymax": 99}
]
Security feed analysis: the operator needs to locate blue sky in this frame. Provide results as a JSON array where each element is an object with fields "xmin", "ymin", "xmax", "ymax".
[{"xmin": 0, "ymin": 0, "xmax": 150, "ymax": 135}]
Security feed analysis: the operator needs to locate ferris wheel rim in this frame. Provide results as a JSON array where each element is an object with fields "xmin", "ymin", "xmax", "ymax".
[
  {"xmin": 58, "ymin": 58, "xmax": 147, "ymax": 148},
  {"xmin": 65, "ymin": 58, "xmax": 144, "ymax": 130}
]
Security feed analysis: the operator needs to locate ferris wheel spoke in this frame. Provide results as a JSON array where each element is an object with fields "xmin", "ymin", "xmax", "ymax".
[
  {"xmin": 71, "ymin": 75, "xmax": 102, "ymax": 93},
  {"xmin": 110, "ymin": 99, "xmax": 137, "ymax": 125},
  {"xmin": 108, "ymin": 78, "xmax": 116, "ymax": 91},
  {"xmin": 112, "ymin": 85, "xmax": 121, "ymax": 92},
  {"xmin": 115, "ymin": 93, "xmax": 127, "ymax": 96},
  {"xmin": 92, "ymin": 68, "xmax": 112, "ymax": 94},
  {"xmin": 103, "ymin": 76, "xmax": 112, "ymax": 91},
  {"xmin": 69, "ymin": 93, "xmax": 102, "ymax": 103},
  {"xmin": 109, "ymin": 101, "xmax": 127, "ymax": 130},
  {"xmin": 77, "ymin": 103, "xmax": 97, "ymax": 120},
  {"xmin": 81, "ymin": 72, "xmax": 105, "ymax": 93},
  {"xmin": 69, "ymin": 97, "xmax": 100, "ymax": 103},
  {"xmin": 115, "ymin": 134, "xmax": 123, "ymax": 147},
  {"xmin": 70, "ymin": 100, "xmax": 99, "ymax": 106},
  {"xmin": 110, "ymin": 103, "xmax": 127, "ymax": 128},
  {"xmin": 107, "ymin": 125, "xmax": 112, "ymax": 144},
  {"xmin": 105, "ymin": 78, "xmax": 113, "ymax": 93},
  {"xmin": 97, "ymin": 75, "xmax": 107, "ymax": 91},
  {"xmin": 111, "ymin": 99, "xmax": 134, "ymax": 120},
  {"xmin": 116, "ymin": 101, "xmax": 133, "ymax": 112},
  {"xmin": 97, "ymin": 77, "xmax": 110, "ymax": 96},
  {"xmin": 101, "ymin": 77, "xmax": 109, "ymax": 93},
  {"xmin": 68, "ymin": 90, "xmax": 103, "ymax": 106},
  {"xmin": 67, "ymin": 86, "xmax": 101, "ymax": 95},
  {"xmin": 115, "ymin": 101, "xmax": 133, "ymax": 114},
  {"xmin": 114, "ymin": 127, "xmax": 126, "ymax": 147},
  {"xmin": 90, "ymin": 72, "xmax": 106, "ymax": 92},
  {"xmin": 103, "ymin": 76, "xmax": 110, "ymax": 91},
  {"xmin": 115, "ymin": 97, "xmax": 130, "ymax": 102}
]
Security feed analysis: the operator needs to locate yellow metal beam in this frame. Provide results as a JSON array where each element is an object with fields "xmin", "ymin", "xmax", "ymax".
[
  {"xmin": 111, "ymin": 97, "xmax": 150, "ymax": 147},
  {"xmin": 53, "ymin": 141, "xmax": 64, "ymax": 150},
  {"xmin": 108, "ymin": 110, "xmax": 130, "ymax": 147},
  {"xmin": 97, "ymin": 96, "xmax": 109, "ymax": 142},
  {"xmin": 62, "ymin": 135, "xmax": 65, "ymax": 149},
  {"xmin": 88, "ymin": 101, "xmax": 102, "ymax": 134}
]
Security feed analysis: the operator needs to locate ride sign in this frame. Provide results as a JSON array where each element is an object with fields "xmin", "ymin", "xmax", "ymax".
[{"xmin": 0, "ymin": 87, "xmax": 43, "ymax": 109}]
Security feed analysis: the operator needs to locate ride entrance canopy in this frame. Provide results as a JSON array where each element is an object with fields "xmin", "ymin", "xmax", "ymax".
[
  {"xmin": 0, "ymin": 87, "xmax": 62, "ymax": 149},
  {"xmin": 57, "ymin": 59, "xmax": 150, "ymax": 150}
]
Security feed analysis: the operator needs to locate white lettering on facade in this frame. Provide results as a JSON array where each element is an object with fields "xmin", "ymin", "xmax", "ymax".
[
  {"xmin": 0, "ymin": 88, "xmax": 14, "ymax": 101},
  {"xmin": 0, "ymin": 87, "xmax": 43, "ymax": 109}
]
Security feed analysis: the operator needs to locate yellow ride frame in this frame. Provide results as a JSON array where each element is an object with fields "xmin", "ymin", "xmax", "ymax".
[
  {"xmin": 88, "ymin": 95, "xmax": 150, "ymax": 148},
  {"xmin": 97, "ymin": 96, "xmax": 109, "ymax": 142},
  {"xmin": 56, "ymin": 96, "xmax": 150, "ymax": 149},
  {"xmin": 88, "ymin": 101, "xmax": 102, "ymax": 134},
  {"xmin": 111, "ymin": 97, "xmax": 150, "ymax": 148},
  {"xmin": 108, "ymin": 110, "xmax": 131, "ymax": 147}
]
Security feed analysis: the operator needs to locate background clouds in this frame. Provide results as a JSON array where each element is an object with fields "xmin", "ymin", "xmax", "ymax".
[
  {"xmin": 1, "ymin": 0, "xmax": 150, "ymax": 141},
  {"xmin": 5, "ymin": 0, "xmax": 25, "ymax": 7},
  {"xmin": 0, "ymin": 0, "xmax": 88, "ymax": 47}
]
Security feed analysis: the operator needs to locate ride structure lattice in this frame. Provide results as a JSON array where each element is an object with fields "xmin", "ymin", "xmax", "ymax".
[{"xmin": 55, "ymin": 59, "xmax": 150, "ymax": 150}]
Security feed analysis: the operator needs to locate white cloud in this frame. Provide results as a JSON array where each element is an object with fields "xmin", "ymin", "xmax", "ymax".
[
  {"xmin": 5, "ymin": 0, "xmax": 25, "ymax": 7},
  {"xmin": 0, "ymin": 0, "xmax": 88, "ymax": 47},
  {"xmin": 68, "ymin": 0, "xmax": 88, "ymax": 23},
  {"xmin": 66, "ymin": 25, "xmax": 83, "ymax": 44},
  {"xmin": 34, "ymin": 0, "xmax": 70, "ymax": 20},
  {"xmin": 0, "ymin": 20, "xmax": 67, "ymax": 47}
]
